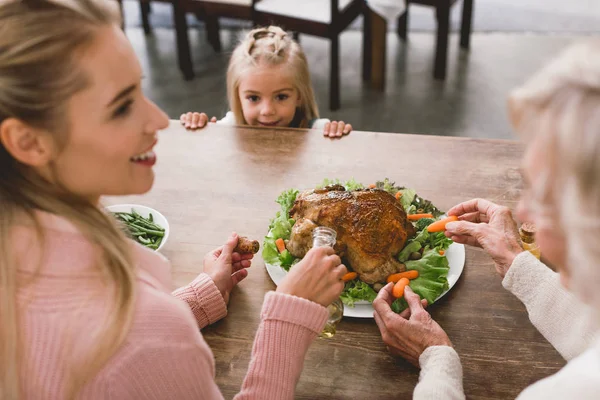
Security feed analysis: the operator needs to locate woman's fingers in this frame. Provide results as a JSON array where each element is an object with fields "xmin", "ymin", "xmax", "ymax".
[
  {"xmin": 447, "ymin": 198, "xmax": 498, "ymax": 218},
  {"xmin": 457, "ymin": 211, "xmax": 490, "ymax": 223},
  {"xmin": 398, "ymin": 299, "xmax": 428, "ymax": 319},
  {"xmin": 231, "ymin": 269, "xmax": 248, "ymax": 286}
]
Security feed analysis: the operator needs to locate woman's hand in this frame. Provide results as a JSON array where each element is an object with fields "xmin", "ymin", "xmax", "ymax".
[
  {"xmin": 373, "ymin": 284, "xmax": 451, "ymax": 367},
  {"xmin": 323, "ymin": 121, "xmax": 352, "ymax": 138},
  {"xmin": 445, "ymin": 198, "xmax": 523, "ymax": 278},
  {"xmin": 180, "ymin": 112, "xmax": 217, "ymax": 130},
  {"xmin": 276, "ymin": 246, "xmax": 347, "ymax": 307},
  {"xmin": 203, "ymin": 233, "xmax": 254, "ymax": 304}
]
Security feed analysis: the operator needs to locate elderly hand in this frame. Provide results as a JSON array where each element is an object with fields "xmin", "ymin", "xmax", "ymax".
[
  {"xmin": 323, "ymin": 121, "xmax": 352, "ymax": 138},
  {"xmin": 445, "ymin": 198, "xmax": 523, "ymax": 278},
  {"xmin": 373, "ymin": 284, "xmax": 452, "ymax": 367},
  {"xmin": 203, "ymin": 232, "xmax": 254, "ymax": 304},
  {"xmin": 276, "ymin": 246, "xmax": 347, "ymax": 307}
]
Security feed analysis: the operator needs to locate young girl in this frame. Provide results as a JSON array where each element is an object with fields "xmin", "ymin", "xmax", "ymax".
[
  {"xmin": 0, "ymin": 1, "xmax": 346, "ymax": 399},
  {"xmin": 180, "ymin": 26, "xmax": 353, "ymax": 138}
]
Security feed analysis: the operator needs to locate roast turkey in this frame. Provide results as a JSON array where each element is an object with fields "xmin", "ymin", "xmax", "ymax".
[{"xmin": 287, "ymin": 185, "xmax": 416, "ymax": 284}]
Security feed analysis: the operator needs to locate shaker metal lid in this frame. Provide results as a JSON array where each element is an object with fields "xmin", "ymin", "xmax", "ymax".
[{"xmin": 520, "ymin": 222, "xmax": 537, "ymax": 235}]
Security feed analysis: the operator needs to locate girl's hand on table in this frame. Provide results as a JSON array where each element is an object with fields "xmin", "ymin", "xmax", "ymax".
[
  {"xmin": 180, "ymin": 112, "xmax": 217, "ymax": 130},
  {"xmin": 323, "ymin": 121, "xmax": 352, "ymax": 138},
  {"xmin": 203, "ymin": 232, "xmax": 253, "ymax": 304}
]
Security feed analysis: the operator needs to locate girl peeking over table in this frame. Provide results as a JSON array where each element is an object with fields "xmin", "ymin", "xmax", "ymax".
[{"xmin": 180, "ymin": 26, "xmax": 352, "ymax": 139}]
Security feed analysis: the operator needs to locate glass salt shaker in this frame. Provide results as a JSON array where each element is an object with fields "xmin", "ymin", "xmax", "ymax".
[
  {"xmin": 519, "ymin": 222, "xmax": 541, "ymax": 259},
  {"xmin": 312, "ymin": 226, "xmax": 344, "ymax": 338}
]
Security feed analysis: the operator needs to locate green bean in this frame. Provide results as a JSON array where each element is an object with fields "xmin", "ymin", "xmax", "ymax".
[
  {"xmin": 128, "ymin": 223, "xmax": 164, "ymax": 237},
  {"xmin": 110, "ymin": 209, "xmax": 165, "ymax": 250},
  {"xmin": 131, "ymin": 218, "xmax": 164, "ymax": 231}
]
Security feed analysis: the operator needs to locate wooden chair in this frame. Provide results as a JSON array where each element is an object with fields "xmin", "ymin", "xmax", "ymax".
[
  {"xmin": 175, "ymin": 0, "xmax": 258, "ymax": 80},
  {"xmin": 253, "ymin": 0, "xmax": 367, "ymax": 111},
  {"xmin": 397, "ymin": 0, "xmax": 474, "ymax": 80}
]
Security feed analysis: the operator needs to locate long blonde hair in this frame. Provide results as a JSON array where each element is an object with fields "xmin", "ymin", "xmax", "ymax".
[
  {"xmin": 0, "ymin": 1, "xmax": 137, "ymax": 398},
  {"xmin": 227, "ymin": 26, "xmax": 320, "ymax": 128},
  {"xmin": 509, "ymin": 39, "xmax": 600, "ymax": 313}
]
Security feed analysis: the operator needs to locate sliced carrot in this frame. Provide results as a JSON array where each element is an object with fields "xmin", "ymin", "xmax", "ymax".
[
  {"xmin": 392, "ymin": 278, "xmax": 410, "ymax": 298},
  {"xmin": 439, "ymin": 250, "xmax": 446, "ymax": 256},
  {"xmin": 427, "ymin": 216, "xmax": 459, "ymax": 233},
  {"xmin": 275, "ymin": 238, "xmax": 286, "ymax": 253},
  {"xmin": 407, "ymin": 213, "xmax": 434, "ymax": 221},
  {"xmin": 368, "ymin": 183, "xmax": 376, "ymax": 189},
  {"xmin": 386, "ymin": 270, "xmax": 419, "ymax": 283},
  {"xmin": 395, "ymin": 191, "xmax": 402, "ymax": 200},
  {"xmin": 341, "ymin": 272, "xmax": 358, "ymax": 282}
]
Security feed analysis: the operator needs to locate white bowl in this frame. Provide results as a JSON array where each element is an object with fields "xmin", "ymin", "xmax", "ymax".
[{"xmin": 106, "ymin": 204, "xmax": 170, "ymax": 252}]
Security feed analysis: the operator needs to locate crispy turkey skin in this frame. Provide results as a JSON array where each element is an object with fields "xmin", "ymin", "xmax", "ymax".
[{"xmin": 287, "ymin": 185, "xmax": 416, "ymax": 284}]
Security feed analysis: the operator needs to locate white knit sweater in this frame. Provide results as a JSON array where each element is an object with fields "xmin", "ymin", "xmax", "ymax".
[{"xmin": 414, "ymin": 251, "xmax": 600, "ymax": 399}]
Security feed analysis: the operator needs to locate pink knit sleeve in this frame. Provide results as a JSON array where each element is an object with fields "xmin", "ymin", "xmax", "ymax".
[
  {"xmin": 234, "ymin": 291, "xmax": 328, "ymax": 400},
  {"xmin": 107, "ymin": 341, "xmax": 225, "ymax": 400},
  {"xmin": 172, "ymin": 273, "xmax": 227, "ymax": 329}
]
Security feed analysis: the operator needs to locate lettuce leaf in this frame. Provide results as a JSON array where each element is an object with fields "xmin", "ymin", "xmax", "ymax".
[
  {"xmin": 318, "ymin": 178, "xmax": 364, "ymax": 191},
  {"xmin": 340, "ymin": 280, "xmax": 378, "ymax": 307},
  {"xmin": 275, "ymin": 188, "xmax": 299, "ymax": 214},
  {"xmin": 262, "ymin": 189, "xmax": 299, "ymax": 270},
  {"xmin": 414, "ymin": 229, "xmax": 453, "ymax": 252},
  {"xmin": 399, "ymin": 188, "xmax": 417, "ymax": 212},
  {"xmin": 391, "ymin": 249, "xmax": 450, "ymax": 312},
  {"xmin": 398, "ymin": 240, "xmax": 422, "ymax": 263}
]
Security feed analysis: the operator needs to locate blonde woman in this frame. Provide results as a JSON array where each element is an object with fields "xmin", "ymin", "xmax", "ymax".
[
  {"xmin": 372, "ymin": 40, "xmax": 600, "ymax": 399},
  {"xmin": 0, "ymin": 1, "xmax": 347, "ymax": 399},
  {"xmin": 179, "ymin": 26, "xmax": 353, "ymax": 138}
]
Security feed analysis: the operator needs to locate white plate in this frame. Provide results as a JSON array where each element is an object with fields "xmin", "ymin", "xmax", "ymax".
[
  {"xmin": 106, "ymin": 204, "xmax": 170, "ymax": 252},
  {"xmin": 265, "ymin": 242, "xmax": 465, "ymax": 318}
]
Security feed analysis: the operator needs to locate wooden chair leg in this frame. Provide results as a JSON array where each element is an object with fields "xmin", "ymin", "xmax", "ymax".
[
  {"xmin": 434, "ymin": 4, "xmax": 450, "ymax": 80},
  {"xmin": 370, "ymin": 9, "xmax": 387, "ymax": 91},
  {"xmin": 205, "ymin": 17, "xmax": 222, "ymax": 53},
  {"xmin": 330, "ymin": 35, "xmax": 340, "ymax": 111},
  {"xmin": 140, "ymin": 1, "xmax": 152, "ymax": 35},
  {"xmin": 173, "ymin": 3, "xmax": 194, "ymax": 80},
  {"xmin": 116, "ymin": 0, "xmax": 125, "ymax": 30},
  {"xmin": 362, "ymin": 6, "xmax": 372, "ymax": 81},
  {"xmin": 460, "ymin": 0, "xmax": 474, "ymax": 49},
  {"xmin": 397, "ymin": 9, "xmax": 408, "ymax": 40}
]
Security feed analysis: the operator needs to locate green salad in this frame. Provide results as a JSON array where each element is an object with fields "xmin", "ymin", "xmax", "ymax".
[{"xmin": 263, "ymin": 178, "xmax": 453, "ymax": 313}]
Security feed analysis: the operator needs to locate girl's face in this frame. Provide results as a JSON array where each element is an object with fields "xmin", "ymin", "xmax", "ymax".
[
  {"xmin": 516, "ymin": 135, "xmax": 568, "ymax": 285},
  {"xmin": 42, "ymin": 26, "xmax": 169, "ymax": 203},
  {"xmin": 238, "ymin": 63, "xmax": 302, "ymax": 128}
]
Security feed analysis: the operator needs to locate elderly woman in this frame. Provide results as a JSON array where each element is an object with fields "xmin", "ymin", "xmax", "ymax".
[{"xmin": 372, "ymin": 39, "xmax": 600, "ymax": 399}]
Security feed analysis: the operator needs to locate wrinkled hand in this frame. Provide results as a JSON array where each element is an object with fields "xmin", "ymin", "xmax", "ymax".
[
  {"xmin": 203, "ymin": 233, "xmax": 254, "ymax": 304},
  {"xmin": 276, "ymin": 246, "xmax": 347, "ymax": 306},
  {"xmin": 323, "ymin": 121, "xmax": 352, "ymax": 138},
  {"xmin": 180, "ymin": 112, "xmax": 217, "ymax": 130},
  {"xmin": 445, "ymin": 198, "xmax": 523, "ymax": 277},
  {"xmin": 373, "ymin": 284, "xmax": 451, "ymax": 367}
]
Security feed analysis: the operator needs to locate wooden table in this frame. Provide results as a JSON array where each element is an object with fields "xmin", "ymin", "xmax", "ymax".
[{"xmin": 107, "ymin": 122, "xmax": 564, "ymax": 399}]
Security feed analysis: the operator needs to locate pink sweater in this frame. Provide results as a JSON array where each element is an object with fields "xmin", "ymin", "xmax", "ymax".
[{"xmin": 16, "ymin": 212, "xmax": 328, "ymax": 399}]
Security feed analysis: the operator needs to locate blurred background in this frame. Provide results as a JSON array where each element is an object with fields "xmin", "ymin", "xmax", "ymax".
[{"xmin": 119, "ymin": 0, "xmax": 599, "ymax": 139}]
